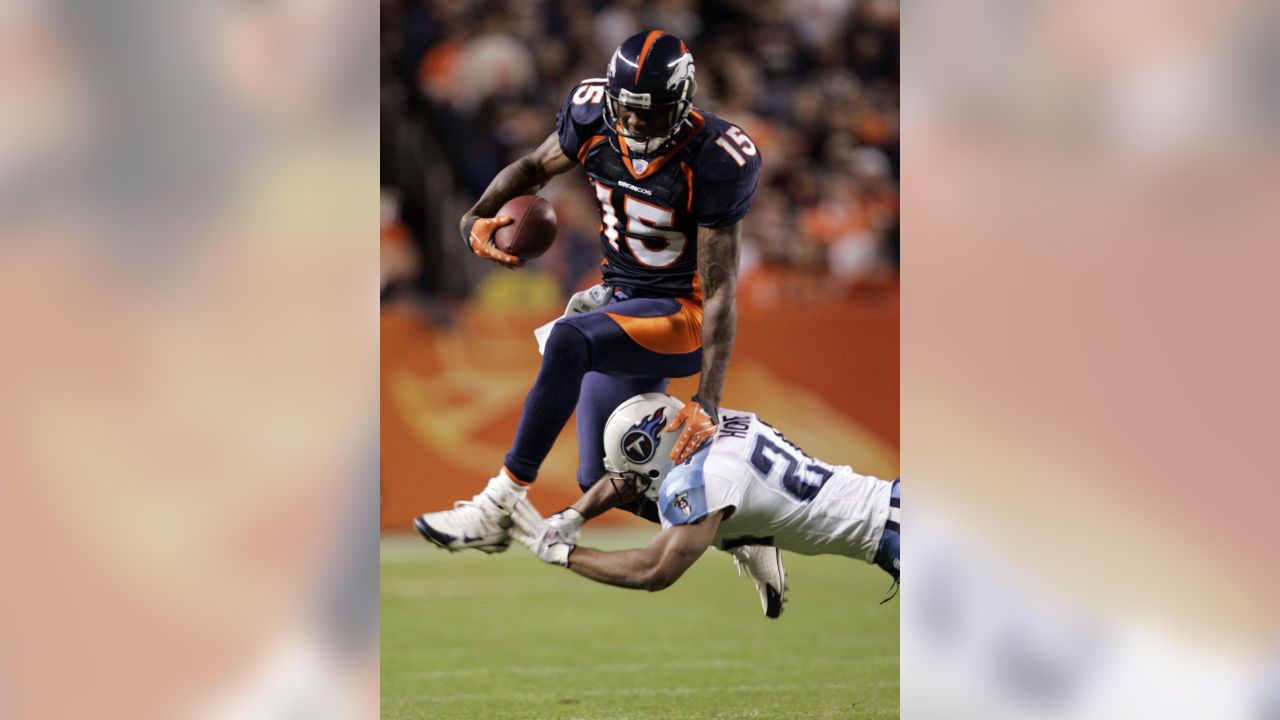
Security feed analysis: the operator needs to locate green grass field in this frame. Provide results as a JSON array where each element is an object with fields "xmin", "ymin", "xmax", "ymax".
[{"xmin": 382, "ymin": 530, "xmax": 898, "ymax": 720}]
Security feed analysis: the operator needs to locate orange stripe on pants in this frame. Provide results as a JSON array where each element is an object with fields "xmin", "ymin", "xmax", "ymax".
[{"xmin": 605, "ymin": 299, "xmax": 703, "ymax": 355}]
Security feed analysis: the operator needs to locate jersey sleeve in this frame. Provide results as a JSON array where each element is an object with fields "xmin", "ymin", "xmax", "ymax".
[
  {"xmin": 555, "ymin": 80, "xmax": 607, "ymax": 164},
  {"xmin": 693, "ymin": 126, "xmax": 762, "ymax": 228},
  {"xmin": 657, "ymin": 446, "xmax": 745, "ymax": 527}
]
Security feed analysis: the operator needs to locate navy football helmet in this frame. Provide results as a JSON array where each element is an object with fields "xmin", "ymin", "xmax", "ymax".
[{"xmin": 604, "ymin": 31, "xmax": 697, "ymax": 158}]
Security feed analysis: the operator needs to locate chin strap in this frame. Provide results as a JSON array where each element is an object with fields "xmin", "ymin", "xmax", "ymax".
[
  {"xmin": 607, "ymin": 472, "xmax": 644, "ymax": 504},
  {"xmin": 879, "ymin": 578, "xmax": 900, "ymax": 605}
]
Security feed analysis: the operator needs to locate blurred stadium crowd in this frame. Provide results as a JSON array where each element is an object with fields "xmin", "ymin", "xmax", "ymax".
[{"xmin": 381, "ymin": 0, "xmax": 899, "ymax": 312}]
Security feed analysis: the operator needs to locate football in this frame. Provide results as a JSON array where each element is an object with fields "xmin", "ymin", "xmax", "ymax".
[{"xmin": 492, "ymin": 195, "xmax": 557, "ymax": 260}]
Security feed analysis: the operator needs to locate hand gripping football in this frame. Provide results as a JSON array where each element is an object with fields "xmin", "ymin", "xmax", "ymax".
[{"xmin": 492, "ymin": 195, "xmax": 558, "ymax": 260}]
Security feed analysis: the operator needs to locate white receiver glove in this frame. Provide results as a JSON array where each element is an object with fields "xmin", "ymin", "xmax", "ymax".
[
  {"xmin": 511, "ymin": 499, "xmax": 577, "ymax": 567},
  {"xmin": 545, "ymin": 507, "xmax": 585, "ymax": 545}
]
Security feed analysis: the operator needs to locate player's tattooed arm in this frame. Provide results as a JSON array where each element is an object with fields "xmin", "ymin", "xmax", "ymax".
[
  {"xmin": 693, "ymin": 222, "xmax": 741, "ymax": 417},
  {"xmin": 566, "ymin": 511, "xmax": 725, "ymax": 591},
  {"xmin": 667, "ymin": 223, "xmax": 740, "ymax": 462},
  {"xmin": 460, "ymin": 132, "xmax": 577, "ymax": 231}
]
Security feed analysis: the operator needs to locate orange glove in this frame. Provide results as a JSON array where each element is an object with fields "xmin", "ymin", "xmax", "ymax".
[
  {"xmin": 462, "ymin": 215, "xmax": 524, "ymax": 268},
  {"xmin": 666, "ymin": 398, "xmax": 718, "ymax": 464}
]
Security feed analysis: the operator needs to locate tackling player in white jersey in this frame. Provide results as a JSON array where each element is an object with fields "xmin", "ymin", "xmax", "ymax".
[{"xmin": 512, "ymin": 394, "xmax": 901, "ymax": 615}]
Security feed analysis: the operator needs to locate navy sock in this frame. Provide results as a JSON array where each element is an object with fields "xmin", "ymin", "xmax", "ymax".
[
  {"xmin": 874, "ymin": 479, "xmax": 901, "ymax": 580},
  {"xmin": 874, "ymin": 526, "xmax": 900, "ymax": 581}
]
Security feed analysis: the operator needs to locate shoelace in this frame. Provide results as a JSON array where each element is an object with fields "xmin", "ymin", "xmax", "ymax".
[
  {"xmin": 879, "ymin": 578, "xmax": 899, "ymax": 605},
  {"xmin": 450, "ymin": 496, "xmax": 505, "ymax": 521}
]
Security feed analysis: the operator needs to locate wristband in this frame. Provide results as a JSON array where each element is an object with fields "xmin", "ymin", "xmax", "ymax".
[
  {"xmin": 558, "ymin": 507, "xmax": 586, "ymax": 528},
  {"xmin": 460, "ymin": 216, "xmax": 479, "ymax": 249},
  {"xmin": 691, "ymin": 395, "xmax": 719, "ymax": 424}
]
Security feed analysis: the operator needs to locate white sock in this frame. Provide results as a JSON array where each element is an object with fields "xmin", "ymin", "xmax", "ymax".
[{"xmin": 487, "ymin": 468, "xmax": 528, "ymax": 504}]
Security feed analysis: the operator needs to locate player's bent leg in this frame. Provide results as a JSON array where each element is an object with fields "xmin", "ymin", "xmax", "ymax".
[
  {"xmin": 725, "ymin": 543, "xmax": 788, "ymax": 619},
  {"xmin": 417, "ymin": 319, "xmax": 597, "ymax": 553},
  {"xmin": 506, "ymin": 295, "xmax": 699, "ymax": 483},
  {"xmin": 417, "ymin": 296, "xmax": 700, "ymax": 551},
  {"xmin": 414, "ymin": 469, "xmax": 529, "ymax": 553},
  {"xmin": 503, "ymin": 321, "xmax": 594, "ymax": 482},
  {"xmin": 576, "ymin": 372, "xmax": 667, "ymax": 523}
]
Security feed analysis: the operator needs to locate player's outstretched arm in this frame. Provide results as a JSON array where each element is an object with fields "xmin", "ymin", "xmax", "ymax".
[
  {"xmin": 567, "ymin": 511, "xmax": 724, "ymax": 592},
  {"xmin": 669, "ymin": 222, "xmax": 741, "ymax": 462},
  {"xmin": 459, "ymin": 132, "xmax": 577, "ymax": 268},
  {"xmin": 513, "ymin": 473, "xmax": 645, "ymax": 551},
  {"xmin": 692, "ymin": 222, "xmax": 741, "ymax": 416}
]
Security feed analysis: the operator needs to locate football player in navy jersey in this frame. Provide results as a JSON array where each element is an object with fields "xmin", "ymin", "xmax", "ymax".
[{"xmin": 415, "ymin": 31, "xmax": 783, "ymax": 613}]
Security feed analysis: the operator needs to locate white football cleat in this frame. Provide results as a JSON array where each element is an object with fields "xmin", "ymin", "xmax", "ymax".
[
  {"xmin": 414, "ymin": 472, "xmax": 527, "ymax": 554},
  {"xmin": 730, "ymin": 545, "xmax": 788, "ymax": 619}
]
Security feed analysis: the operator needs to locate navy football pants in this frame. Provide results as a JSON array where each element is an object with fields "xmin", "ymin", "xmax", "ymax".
[{"xmin": 503, "ymin": 293, "xmax": 702, "ymax": 516}]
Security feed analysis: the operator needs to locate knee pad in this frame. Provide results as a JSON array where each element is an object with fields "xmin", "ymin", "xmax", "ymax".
[{"xmin": 543, "ymin": 321, "xmax": 591, "ymax": 366}]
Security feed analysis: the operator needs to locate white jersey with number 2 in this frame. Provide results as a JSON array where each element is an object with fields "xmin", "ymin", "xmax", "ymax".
[{"xmin": 657, "ymin": 409, "xmax": 893, "ymax": 562}]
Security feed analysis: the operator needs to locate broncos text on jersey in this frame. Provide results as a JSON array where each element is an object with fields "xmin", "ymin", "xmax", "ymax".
[{"xmin": 556, "ymin": 78, "xmax": 762, "ymax": 300}]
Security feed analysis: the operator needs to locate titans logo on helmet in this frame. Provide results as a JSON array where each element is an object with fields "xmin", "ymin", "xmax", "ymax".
[{"xmin": 621, "ymin": 408, "xmax": 667, "ymax": 463}]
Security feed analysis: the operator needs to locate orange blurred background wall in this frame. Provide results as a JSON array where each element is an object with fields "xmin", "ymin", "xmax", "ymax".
[{"xmin": 381, "ymin": 292, "xmax": 898, "ymax": 531}]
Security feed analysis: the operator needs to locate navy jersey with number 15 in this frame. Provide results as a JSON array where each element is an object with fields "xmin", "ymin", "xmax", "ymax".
[{"xmin": 556, "ymin": 78, "xmax": 762, "ymax": 300}]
